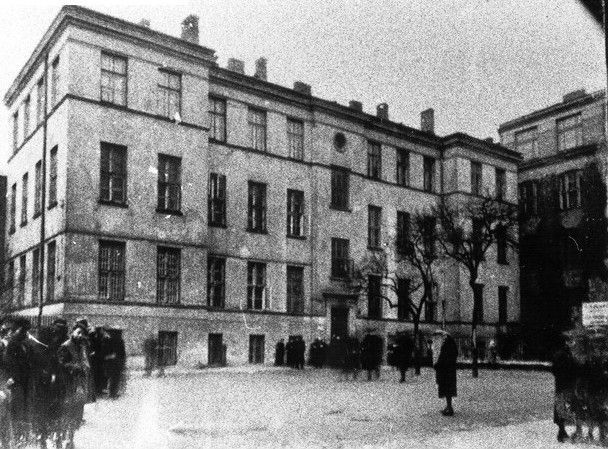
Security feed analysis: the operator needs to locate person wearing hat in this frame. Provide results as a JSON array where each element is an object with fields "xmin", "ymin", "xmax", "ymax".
[{"xmin": 431, "ymin": 329, "xmax": 458, "ymax": 416}]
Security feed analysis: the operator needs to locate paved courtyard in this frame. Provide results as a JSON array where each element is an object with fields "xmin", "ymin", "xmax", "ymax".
[{"xmin": 72, "ymin": 367, "xmax": 589, "ymax": 448}]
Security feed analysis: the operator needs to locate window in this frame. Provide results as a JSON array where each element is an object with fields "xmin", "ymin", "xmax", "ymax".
[
  {"xmin": 23, "ymin": 96, "xmax": 30, "ymax": 138},
  {"xmin": 368, "ymin": 274, "xmax": 382, "ymax": 319},
  {"xmin": 247, "ymin": 262, "xmax": 266, "ymax": 310},
  {"xmin": 247, "ymin": 181, "xmax": 267, "ymax": 233},
  {"xmin": 396, "ymin": 149, "xmax": 409, "ymax": 186},
  {"xmin": 208, "ymin": 173, "xmax": 226, "ymax": 227},
  {"xmin": 287, "ymin": 189, "xmax": 304, "ymax": 237},
  {"xmin": 496, "ymin": 225, "xmax": 507, "ymax": 264},
  {"xmin": 367, "ymin": 205, "xmax": 382, "ymax": 249},
  {"xmin": 48, "ymin": 147, "xmax": 58, "ymax": 207},
  {"xmin": 98, "ymin": 241, "xmax": 125, "ymax": 301},
  {"xmin": 557, "ymin": 114, "xmax": 582, "ymax": 152},
  {"xmin": 495, "ymin": 168, "xmax": 506, "ymax": 200},
  {"xmin": 100, "ymin": 143, "xmax": 127, "ymax": 205},
  {"xmin": 514, "ymin": 127, "xmax": 538, "ymax": 157},
  {"xmin": 207, "ymin": 256, "xmax": 225, "ymax": 308},
  {"xmin": 32, "ymin": 248, "xmax": 40, "ymax": 304},
  {"xmin": 12, "ymin": 111, "xmax": 19, "ymax": 150},
  {"xmin": 249, "ymin": 334, "xmax": 265, "ymax": 364},
  {"xmin": 18, "ymin": 255, "xmax": 26, "ymax": 306},
  {"xmin": 472, "ymin": 218, "xmax": 483, "ymax": 259},
  {"xmin": 519, "ymin": 181, "xmax": 538, "ymax": 215},
  {"xmin": 158, "ymin": 69, "xmax": 181, "ymax": 119},
  {"xmin": 423, "ymin": 157, "xmax": 435, "ymax": 192},
  {"xmin": 157, "ymin": 247, "xmax": 181, "ymax": 304},
  {"xmin": 158, "ymin": 331, "xmax": 178, "ymax": 366},
  {"xmin": 21, "ymin": 173, "xmax": 28, "ymax": 226},
  {"xmin": 157, "ymin": 155, "xmax": 181, "ymax": 213},
  {"xmin": 397, "ymin": 278, "xmax": 410, "ymax": 321},
  {"xmin": 46, "ymin": 241, "xmax": 56, "ymax": 302},
  {"xmin": 473, "ymin": 283, "xmax": 484, "ymax": 323},
  {"xmin": 331, "ymin": 238, "xmax": 350, "ymax": 279},
  {"xmin": 330, "ymin": 167, "xmax": 349, "ymax": 210},
  {"xmin": 559, "ymin": 170, "xmax": 582, "ymax": 210},
  {"xmin": 36, "ymin": 77, "xmax": 45, "ymax": 125},
  {"xmin": 51, "ymin": 57, "xmax": 60, "ymax": 107},
  {"xmin": 287, "ymin": 119, "xmax": 304, "ymax": 160},
  {"xmin": 471, "ymin": 161, "xmax": 482, "ymax": 196},
  {"xmin": 34, "ymin": 161, "xmax": 42, "ymax": 217},
  {"xmin": 422, "ymin": 217, "xmax": 436, "ymax": 258},
  {"xmin": 208, "ymin": 97, "xmax": 226, "ymax": 142},
  {"xmin": 287, "ymin": 266, "xmax": 304, "ymax": 314},
  {"xmin": 101, "ymin": 53, "xmax": 127, "ymax": 106},
  {"xmin": 367, "ymin": 141, "xmax": 381, "ymax": 179},
  {"xmin": 248, "ymin": 108, "xmax": 267, "ymax": 151},
  {"xmin": 396, "ymin": 211, "xmax": 410, "ymax": 255},
  {"xmin": 498, "ymin": 286, "xmax": 508, "ymax": 325},
  {"xmin": 9, "ymin": 183, "xmax": 16, "ymax": 234},
  {"xmin": 6, "ymin": 260, "xmax": 14, "ymax": 305}
]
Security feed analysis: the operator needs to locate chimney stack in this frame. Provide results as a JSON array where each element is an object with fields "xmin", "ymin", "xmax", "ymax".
[
  {"xmin": 139, "ymin": 19, "xmax": 151, "ymax": 28},
  {"xmin": 293, "ymin": 81, "xmax": 312, "ymax": 96},
  {"xmin": 376, "ymin": 103, "xmax": 389, "ymax": 121},
  {"xmin": 349, "ymin": 100, "xmax": 363, "ymax": 112},
  {"xmin": 227, "ymin": 58, "xmax": 245, "ymax": 74},
  {"xmin": 181, "ymin": 15, "xmax": 199, "ymax": 44},
  {"xmin": 254, "ymin": 57, "xmax": 267, "ymax": 81},
  {"xmin": 421, "ymin": 108, "xmax": 434, "ymax": 134}
]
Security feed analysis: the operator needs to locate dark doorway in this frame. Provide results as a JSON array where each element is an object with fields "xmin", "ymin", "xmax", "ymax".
[
  {"xmin": 208, "ymin": 333, "xmax": 224, "ymax": 366},
  {"xmin": 249, "ymin": 334, "xmax": 265, "ymax": 364},
  {"xmin": 331, "ymin": 306, "xmax": 349, "ymax": 340}
]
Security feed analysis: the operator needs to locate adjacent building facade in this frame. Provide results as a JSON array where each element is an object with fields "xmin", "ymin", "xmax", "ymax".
[{"xmin": 3, "ymin": 6, "xmax": 520, "ymax": 367}]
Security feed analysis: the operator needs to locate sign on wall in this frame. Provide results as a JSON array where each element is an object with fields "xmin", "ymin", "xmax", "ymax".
[{"xmin": 582, "ymin": 301, "xmax": 608, "ymax": 327}]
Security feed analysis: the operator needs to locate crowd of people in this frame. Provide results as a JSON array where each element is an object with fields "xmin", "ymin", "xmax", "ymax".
[{"xmin": 0, "ymin": 315, "xmax": 126, "ymax": 449}]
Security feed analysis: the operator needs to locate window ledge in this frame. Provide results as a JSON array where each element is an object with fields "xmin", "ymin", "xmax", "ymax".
[
  {"xmin": 156, "ymin": 208, "xmax": 183, "ymax": 216},
  {"xmin": 99, "ymin": 200, "xmax": 128, "ymax": 208},
  {"xmin": 329, "ymin": 205, "xmax": 352, "ymax": 213},
  {"xmin": 287, "ymin": 234, "xmax": 306, "ymax": 240}
]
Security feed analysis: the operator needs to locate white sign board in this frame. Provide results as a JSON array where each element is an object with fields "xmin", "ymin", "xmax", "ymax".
[{"xmin": 582, "ymin": 302, "xmax": 608, "ymax": 327}]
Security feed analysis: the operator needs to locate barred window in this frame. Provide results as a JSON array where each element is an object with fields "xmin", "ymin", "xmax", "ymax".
[
  {"xmin": 46, "ymin": 241, "xmax": 56, "ymax": 302},
  {"xmin": 207, "ymin": 256, "xmax": 225, "ymax": 308},
  {"xmin": 330, "ymin": 167, "xmax": 349, "ymax": 210},
  {"xmin": 248, "ymin": 108, "xmax": 267, "ymax": 151},
  {"xmin": 157, "ymin": 155, "xmax": 181, "ymax": 213},
  {"xmin": 101, "ymin": 53, "xmax": 127, "ymax": 106},
  {"xmin": 98, "ymin": 241, "xmax": 125, "ymax": 301},
  {"xmin": 36, "ymin": 77, "xmax": 45, "ymax": 125},
  {"xmin": 557, "ymin": 114, "xmax": 582, "ymax": 152},
  {"xmin": 247, "ymin": 181, "xmax": 267, "ymax": 233},
  {"xmin": 157, "ymin": 247, "xmax": 180, "ymax": 304},
  {"xmin": 32, "ymin": 248, "xmax": 40, "ymax": 304},
  {"xmin": 286, "ymin": 266, "xmax": 304, "ymax": 314},
  {"xmin": 18, "ymin": 255, "xmax": 26, "ymax": 306},
  {"xmin": 21, "ymin": 173, "xmax": 28, "ymax": 226},
  {"xmin": 34, "ymin": 161, "xmax": 42, "ymax": 217},
  {"xmin": 495, "ymin": 168, "xmax": 506, "ymax": 200},
  {"xmin": 9, "ymin": 183, "xmax": 16, "ymax": 234},
  {"xmin": 367, "ymin": 141, "xmax": 381, "ymax": 179},
  {"xmin": 158, "ymin": 331, "xmax": 178, "ymax": 366},
  {"xmin": 208, "ymin": 173, "xmax": 226, "ymax": 227},
  {"xmin": 100, "ymin": 143, "xmax": 127, "ymax": 205},
  {"xmin": 287, "ymin": 119, "xmax": 304, "ymax": 160},
  {"xmin": 471, "ymin": 161, "xmax": 482, "ymax": 196},
  {"xmin": 247, "ymin": 262, "xmax": 266, "ymax": 310},
  {"xmin": 423, "ymin": 157, "xmax": 435, "ymax": 192},
  {"xmin": 49, "ymin": 147, "xmax": 58, "ymax": 207},
  {"xmin": 331, "ymin": 238, "xmax": 350, "ymax": 279},
  {"xmin": 367, "ymin": 205, "xmax": 382, "ymax": 248},
  {"xmin": 514, "ymin": 127, "xmax": 538, "ymax": 158},
  {"xmin": 51, "ymin": 57, "xmax": 60, "ymax": 107},
  {"xmin": 209, "ymin": 97, "xmax": 226, "ymax": 142},
  {"xmin": 396, "ymin": 211, "xmax": 410, "ymax": 255},
  {"xmin": 158, "ymin": 70, "xmax": 181, "ymax": 119},
  {"xmin": 287, "ymin": 189, "xmax": 304, "ymax": 237},
  {"xmin": 396, "ymin": 149, "xmax": 409, "ymax": 186}
]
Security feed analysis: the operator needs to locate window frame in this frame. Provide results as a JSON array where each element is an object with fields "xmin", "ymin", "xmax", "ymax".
[
  {"xmin": 207, "ymin": 256, "xmax": 225, "ymax": 308},
  {"xmin": 331, "ymin": 238, "xmax": 350, "ymax": 279},
  {"xmin": 156, "ymin": 246, "xmax": 181, "ymax": 305},
  {"xmin": 367, "ymin": 205, "xmax": 382, "ymax": 249},
  {"xmin": 21, "ymin": 172, "xmax": 28, "ymax": 226},
  {"xmin": 367, "ymin": 141, "xmax": 382, "ymax": 180},
  {"xmin": 157, "ymin": 69, "xmax": 181, "ymax": 119},
  {"xmin": 248, "ymin": 107, "xmax": 267, "ymax": 152},
  {"xmin": 34, "ymin": 161, "xmax": 42, "ymax": 218},
  {"xmin": 208, "ymin": 173, "xmax": 227, "ymax": 227},
  {"xmin": 209, "ymin": 96, "xmax": 227, "ymax": 142},
  {"xmin": 470, "ymin": 160, "xmax": 482, "ymax": 196},
  {"xmin": 100, "ymin": 52, "xmax": 127, "ymax": 107},
  {"xmin": 397, "ymin": 278, "xmax": 410, "ymax": 321},
  {"xmin": 495, "ymin": 167, "xmax": 506, "ymax": 200},
  {"xmin": 51, "ymin": 56, "xmax": 60, "ymax": 107},
  {"xmin": 100, "ymin": 142, "xmax": 128, "ymax": 206},
  {"xmin": 12, "ymin": 110, "xmax": 19, "ymax": 150},
  {"xmin": 46, "ymin": 241, "xmax": 56, "ymax": 302},
  {"xmin": 286, "ymin": 265, "xmax": 305, "ymax": 315},
  {"xmin": 48, "ymin": 146, "xmax": 58, "ymax": 208},
  {"xmin": 36, "ymin": 77, "xmax": 45, "ymax": 126},
  {"xmin": 287, "ymin": 189, "xmax": 305, "ymax": 238},
  {"xmin": 287, "ymin": 118, "xmax": 304, "ymax": 160},
  {"xmin": 367, "ymin": 274, "xmax": 382, "ymax": 319},
  {"xmin": 330, "ymin": 166, "xmax": 350, "ymax": 211},
  {"xmin": 423, "ymin": 156, "xmax": 435, "ymax": 193},
  {"xmin": 9, "ymin": 183, "xmax": 16, "ymax": 234},
  {"xmin": 514, "ymin": 126, "xmax": 539, "ymax": 157},
  {"xmin": 23, "ymin": 95, "xmax": 30, "ymax": 139},
  {"xmin": 157, "ymin": 154, "xmax": 182, "ymax": 214},
  {"xmin": 559, "ymin": 170, "xmax": 582, "ymax": 210},
  {"xmin": 98, "ymin": 240, "xmax": 126, "ymax": 302},
  {"xmin": 247, "ymin": 261, "xmax": 267, "ymax": 310},
  {"xmin": 396, "ymin": 211, "xmax": 410, "ymax": 255},
  {"xmin": 556, "ymin": 113, "xmax": 582, "ymax": 152},
  {"xmin": 396, "ymin": 148, "xmax": 410, "ymax": 186},
  {"xmin": 247, "ymin": 181, "xmax": 267, "ymax": 233}
]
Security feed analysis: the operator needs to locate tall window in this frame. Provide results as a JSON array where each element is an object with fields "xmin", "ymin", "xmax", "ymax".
[
  {"xmin": 473, "ymin": 283, "xmax": 484, "ymax": 323},
  {"xmin": 423, "ymin": 157, "xmax": 435, "ymax": 192},
  {"xmin": 209, "ymin": 97, "xmax": 226, "ymax": 142},
  {"xmin": 422, "ymin": 217, "xmax": 436, "ymax": 258},
  {"xmin": 18, "ymin": 255, "xmax": 26, "ymax": 306},
  {"xmin": 208, "ymin": 173, "xmax": 226, "ymax": 227},
  {"xmin": 557, "ymin": 113, "xmax": 582, "ymax": 152},
  {"xmin": 559, "ymin": 170, "xmax": 582, "ymax": 210},
  {"xmin": 46, "ymin": 241, "xmax": 56, "ymax": 302},
  {"xmin": 247, "ymin": 181, "xmax": 267, "ymax": 232},
  {"xmin": 396, "ymin": 149, "xmax": 409, "ymax": 186},
  {"xmin": 158, "ymin": 331, "xmax": 178, "ymax": 366},
  {"xmin": 287, "ymin": 119, "xmax": 304, "ymax": 160},
  {"xmin": 472, "ymin": 218, "xmax": 483, "ymax": 259},
  {"xmin": 207, "ymin": 256, "xmax": 225, "ymax": 308},
  {"xmin": 100, "ymin": 143, "xmax": 127, "ymax": 205},
  {"xmin": 157, "ymin": 155, "xmax": 181, "ymax": 213},
  {"xmin": 247, "ymin": 262, "xmax": 266, "ymax": 309},
  {"xmin": 9, "ymin": 183, "xmax": 16, "ymax": 234},
  {"xmin": 367, "ymin": 274, "xmax": 382, "ymax": 319},
  {"xmin": 519, "ymin": 181, "xmax": 538, "ymax": 215},
  {"xmin": 34, "ymin": 161, "xmax": 42, "ymax": 217},
  {"xmin": 397, "ymin": 278, "xmax": 410, "ymax": 321},
  {"xmin": 367, "ymin": 205, "xmax": 382, "ymax": 249},
  {"xmin": 36, "ymin": 77, "xmax": 45, "ymax": 125},
  {"xmin": 23, "ymin": 95, "xmax": 30, "ymax": 138},
  {"xmin": 21, "ymin": 173, "xmax": 28, "ymax": 226},
  {"xmin": 158, "ymin": 70, "xmax": 181, "ymax": 118},
  {"xmin": 32, "ymin": 248, "xmax": 40, "ymax": 304},
  {"xmin": 6, "ymin": 260, "xmax": 14, "ymax": 305},
  {"xmin": 330, "ymin": 167, "xmax": 349, "ymax": 210},
  {"xmin": 495, "ymin": 168, "xmax": 506, "ymax": 200},
  {"xmin": 471, "ymin": 161, "xmax": 482, "ymax": 195},
  {"xmin": 498, "ymin": 286, "xmax": 508, "ymax": 325},
  {"xmin": 48, "ymin": 147, "xmax": 58, "ymax": 207},
  {"xmin": 396, "ymin": 211, "xmax": 410, "ymax": 255},
  {"xmin": 286, "ymin": 266, "xmax": 304, "ymax": 314},
  {"xmin": 51, "ymin": 57, "xmax": 60, "ymax": 107},
  {"xmin": 496, "ymin": 225, "xmax": 507, "ymax": 264},
  {"xmin": 287, "ymin": 189, "xmax": 304, "ymax": 237},
  {"xmin": 98, "ymin": 241, "xmax": 125, "ymax": 301},
  {"xmin": 101, "ymin": 53, "xmax": 127, "ymax": 106},
  {"xmin": 157, "ymin": 247, "xmax": 181, "ymax": 304},
  {"xmin": 248, "ymin": 108, "xmax": 267, "ymax": 151},
  {"xmin": 12, "ymin": 111, "xmax": 19, "ymax": 150},
  {"xmin": 514, "ymin": 127, "xmax": 538, "ymax": 157},
  {"xmin": 331, "ymin": 238, "xmax": 350, "ymax": 279},
  {"xmin": 367, "ymin": 141, "xmax": 381, "ymax": 179}
]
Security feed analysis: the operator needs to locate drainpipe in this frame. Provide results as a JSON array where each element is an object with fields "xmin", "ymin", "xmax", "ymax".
[{"xmin": 37, "ymin": 54, "xmax": 49, "ymax": 329}]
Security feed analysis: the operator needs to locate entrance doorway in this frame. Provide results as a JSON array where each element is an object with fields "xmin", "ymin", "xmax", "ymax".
[
  {"xmin": 331, "ymin": 306, "xmax": 349, "ymax": 340},
  {"xmin": 208, "ymin": 333, "xmax": 224, "ymax": 366}
]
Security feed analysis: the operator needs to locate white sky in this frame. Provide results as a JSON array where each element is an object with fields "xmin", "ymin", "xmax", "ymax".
[{"xmin": 0, "ymin": 0, "xmax": 604, "ymax": 170}]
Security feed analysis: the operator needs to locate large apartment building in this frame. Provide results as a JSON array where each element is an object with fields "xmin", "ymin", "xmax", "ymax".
[
  {"xmin": 499, "ymin": 89, "xmax": 607, "ymax": 356},
  {"xmin": 3, "ymin": 6, "xmax": 521, "ymax": 367}
]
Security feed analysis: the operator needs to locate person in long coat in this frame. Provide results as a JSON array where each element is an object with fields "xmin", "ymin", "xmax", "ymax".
[
  {"xmin": 394, "ymin": 333, "xmax": 414, "ymax": 383},
  {"xmin": 360, "ymin": 334, "xmax": 383, "ymax": 381},
  {"xmin": 551, "ymin": 334, "xmax": 577, "ymax": 442},
  {"xmin": 431, "ymin": 329, "xmax": 458, "ymax": 416},
  {"xmin": 105, "ymin": 332, "xmax": 126, "ymax": 398},
  {"xmin": 274, "ymin": 339, "xmax": 285, "ymax": 366}
]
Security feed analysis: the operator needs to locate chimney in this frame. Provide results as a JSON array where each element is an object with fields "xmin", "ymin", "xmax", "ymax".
[
  {"xmin": 181, "ymin": 15, "xmax": 199, "ymax": 44},
  {"xmin": 139, "ymin": 19, "xmax": 151, "ymax": 28},
  {"xmin": 293, "ymin": 81, "xmax": 311, "ymax": 96},
  {"xmin": 254, "ymin": 57, "xmax": 267, "ymax": 81},
  {"xmin": 563, "ymin": 89, "xmax": 587, "ymax": 103},
  {"xmin": 421, "ymin": 108, "xmax": 435, "ymax": 134},
  {"xmin": 349, "ymin": 100, "xmax": 363, "ymax": 112},
  {"xmin": 227, "ymin": 58, "xmax": 245, "ymax": 74},
  {"xmin": 376, "ymin": 103, "xmax": 389, "ymax": 121}
]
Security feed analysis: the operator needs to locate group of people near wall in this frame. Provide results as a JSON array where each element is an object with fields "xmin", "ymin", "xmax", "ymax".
[
  {"xmin": 0, "ymin": 315, "xmax": 126, "ymax": 449},
  {"xmin": 274, "ymin": 335, "xmax": 306, "ymax": 369}
]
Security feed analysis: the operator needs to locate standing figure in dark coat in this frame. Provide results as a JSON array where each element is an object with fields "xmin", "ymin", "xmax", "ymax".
[
  {"xmin": 431, "ymin": 330, "xmax": 458, "ymax": 416},
  {"xmin": 342, "ymin": 336, "xmax": 360, "ymax": 380},
  {"xmin": 551, "ymin": 334, "xmax": 577, "ymax": 442},
  {"xmin": 142, "ymin": 335, "xmax": 157, "ymax": 377},
  {"xmin": 296, "ymin": 336, "xmax": 306, "ymax": 370},
  {"xmin": 89, "ymin": 327, "xmax": 111, "ymax": 396},
  {"xmin": 105, "ymin": 331, "xmax": 126, "ymax": 399},
  {"xmin": 274, "ymin": 339, "xmax": 285, "ymax": 366},
  {"xmin": 309, "ymin": 338, "xmax": 327, "ymax": 368},
  {"xmin": 360, "ymin": 334, "xmax": 383, "ymax": 381},
  {"xmin": 395, "ymin": 333, "xmax": 414, "ymax": 383}
]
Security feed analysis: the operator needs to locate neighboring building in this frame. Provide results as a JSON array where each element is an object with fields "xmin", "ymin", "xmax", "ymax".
[
  {"xmin": 499, "ymin": 89, "xmax": 607, "ymax": 357},
  {"xmin": 3, "ymin": 6, "xmax": 520, "ymax": 367}
]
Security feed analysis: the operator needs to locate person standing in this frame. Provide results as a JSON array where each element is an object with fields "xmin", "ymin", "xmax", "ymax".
[
  {"xmin": 361, "ymin": 334, "xmax": 382, "ymax": 381},
  {"xmin": 395, "ymin": 333, "xmax": 414, "ymax": 383},
  {"xmin": 551, "ymin": 333, "xmax": 577, "ymax": 442},
  {"xmin": 105, "ymin": 332, "xmax": 126, "ymax": 399},
  {"xmin": 142, "ymin": 335, "xmax": 157, "ymax": 377},
  {"xmin": 431, "ymin": 329, "xmax": 458, "ymax": 416},
  {"xmin": 274, "ymin": 339, "xmax": 285, "ymax": 366}
]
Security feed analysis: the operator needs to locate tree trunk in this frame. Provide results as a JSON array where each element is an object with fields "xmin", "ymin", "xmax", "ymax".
[
  {"xmin": 470, "ymin": 278, "xmax": 479, "ymax": 378},
  {"xmin": 413, "ymin": 320, "xmax": 421, "ymax": 375}
]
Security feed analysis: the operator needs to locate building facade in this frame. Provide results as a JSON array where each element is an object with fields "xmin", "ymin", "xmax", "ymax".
[
  {"xmin": 499, "ymin": 89, "xmax": 607, "ymax": 357},
  {"xmin": 3, "ymin": 6, "xmax": 520, "ymax": 367}
]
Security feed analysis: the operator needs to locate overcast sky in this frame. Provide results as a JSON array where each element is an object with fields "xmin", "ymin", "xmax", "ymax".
[{"xmin": 0, "ymin": 0, "xmax": 604, "ymax": 168}]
